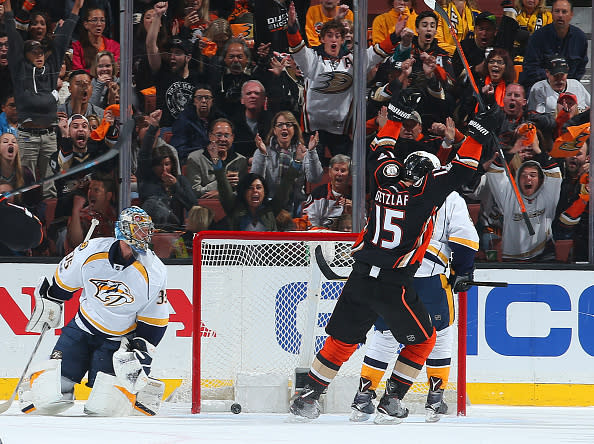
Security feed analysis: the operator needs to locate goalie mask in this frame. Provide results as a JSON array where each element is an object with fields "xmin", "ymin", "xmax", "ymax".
[
  {"xmin": 403, "ymin": 151, "xmax": 440, "ymax": 182},
  {"xmin": 115, "ymin": 206, "xmax": 154, "ymax": 253}
]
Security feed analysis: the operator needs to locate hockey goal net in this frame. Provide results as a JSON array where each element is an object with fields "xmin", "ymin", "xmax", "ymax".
[{"xmin": 187, "ymin": 231, "xmax": 465, "ymax": 414}]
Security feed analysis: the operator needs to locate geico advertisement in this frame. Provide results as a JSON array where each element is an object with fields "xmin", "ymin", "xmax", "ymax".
[{"xmin": 1, "ymin": 264, "xmax": 593, "ymax": 384}]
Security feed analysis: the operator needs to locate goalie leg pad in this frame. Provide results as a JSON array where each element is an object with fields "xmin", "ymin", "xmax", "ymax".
[
  {"xmin": 84, "ymin": 371, "xmax": 136, "ymax": 416},
  {"xmin": 133, "ymin": 377, "xmax": 165, "ymax": 416},
  {"xmin": 22, "ymin": 359, "xmax": 74, "ymax": 415}
]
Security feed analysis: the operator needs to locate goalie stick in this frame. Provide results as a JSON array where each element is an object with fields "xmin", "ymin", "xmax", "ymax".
[
  {"xmin": 0, "ymin": 218, "xmax": 99, "ymax": 414},
  {"xmin": 314, "ymin": 245, "xmax": 507, "ymax": 287},
  {"xmin": 2, "ymin": 119, "xmax": 134, "ymax": 200},
  {"xmin": 423, "ymin": 0, "xmax": 535, "ymax": 236}
]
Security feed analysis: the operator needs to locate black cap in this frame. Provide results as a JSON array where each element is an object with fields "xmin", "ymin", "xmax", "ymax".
[
  {"xmin": 24, "ymin": 40, "xmax": 43, "ymax": 54},
  {"xmin": 168, "ymin": 38, "xmax": 192, "ymax": 55},
  {"xmin": 475, "ymin": 12, "xmax": 497, "ymax": 27},
  {"xmin": 546, "ymin": 56, "xmax": 569, "ymax": 75}
]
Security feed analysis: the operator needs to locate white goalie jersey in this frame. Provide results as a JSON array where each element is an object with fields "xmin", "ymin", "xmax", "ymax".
[
  {"xmin": 415, "ymin": 191, "xmax": 479, "ymax": 278},
  {"xmin": 53, "ymin": 237, "xmax": 169, "ymax": 340}
]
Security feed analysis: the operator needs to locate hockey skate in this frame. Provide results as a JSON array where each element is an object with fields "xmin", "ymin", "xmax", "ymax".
[
  {"xmin": 289, "ymin": 385, "xmax": 321, "ymax": 421},
  {"xmin": 374, "ymin": 379, "xmax": 409, "ymax": 425},
  {"xmin": 349, "ymin": 378, "xmax": 376, "ymax": 422},
  {"xmin": 425, "ymin": 388, "xmax": 448, "ymax": 422}
]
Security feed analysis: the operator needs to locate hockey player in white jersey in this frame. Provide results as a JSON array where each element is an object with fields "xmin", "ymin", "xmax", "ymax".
[
  {"xmin": 21, "ymin": 206, "xmax": 169, "ymax": 416},
  {"xmin": 350, "ymin": 180, "xmax": 478, "ymax": 423}
]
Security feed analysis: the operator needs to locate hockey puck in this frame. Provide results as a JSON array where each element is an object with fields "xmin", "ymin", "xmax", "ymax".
[{"xmin": 231, "ymin": 403, "xmax": 242, "ymax": 414}]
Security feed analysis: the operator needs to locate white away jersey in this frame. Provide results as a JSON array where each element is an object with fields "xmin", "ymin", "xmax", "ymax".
[
  {"xmin": 415, "ymin": 191, "xmax": 479, "ymax": 278},
  {"xmin": 53, "ymin": 237, "xmax": 169, "ymax": 338}
]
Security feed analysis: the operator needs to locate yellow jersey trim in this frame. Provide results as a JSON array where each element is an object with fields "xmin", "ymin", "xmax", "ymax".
[
  {"xmin": 449, "ymin": 236, "xmax": 480, "ymax": 251},
  {"xmin": 132, "ymin": 261, "xmax": 149, "ymax": 284},
  {"xmin": 83, "ymin": 252, "xmax": 109, "ymax": 266},
  {"xmin": 80, "ymin": 306, "xmax": 137, "ymax": 335},
  {"xmin": 54, "ymin": 270, "xmax": 79, "ymax": 292},
  {"xmin": 137, "ymin": 315, "xmax": 169, "ymax": 327}
]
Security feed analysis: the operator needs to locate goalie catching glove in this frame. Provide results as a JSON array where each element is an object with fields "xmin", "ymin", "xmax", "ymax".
[
  {"xmin": 113, "ymin": 337, "xmax": 155, "ymax": 394},
  {"xmin": 26, "ymin": 277, "xmax": 64, "ymax": 333}
]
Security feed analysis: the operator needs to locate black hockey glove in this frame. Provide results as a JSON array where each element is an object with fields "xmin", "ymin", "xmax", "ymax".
[
  {"xmin": 467, "ymin": 106, "xmax": 504, "ymax": 146},
  {"xmin": 387, "ymin": 88, "xmax": 422, "ymax": 122},
  {"xmin": 130, "ymin": 337, "xmax": 154, "ymax": 376},
  {"xmin": 449, "ymin": 270, "xmax": 474, "ymax": 293}
]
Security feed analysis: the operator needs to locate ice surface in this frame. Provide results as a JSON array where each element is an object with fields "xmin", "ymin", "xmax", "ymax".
[{"xmin": 1, "ymin": 402, "xmax": 594, "ymax": 444}]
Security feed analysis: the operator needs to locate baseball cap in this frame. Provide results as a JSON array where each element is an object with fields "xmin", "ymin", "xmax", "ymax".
[
  {"xmin": 558, "ymin": 92, "xmax": 577, "ymax": 104},
  {"xmin": 24, "ymin": 40, "xmax": 43, "ymax": 54},
  {"xmin": 168, "ymin": 38, "xmax": 192, "ymax": 55},
  {"xmin": 547, "ymin": 56, "xmax": 569, "ymax": 75},
  {"xmin": 405, "ymin": 111, "xmax": 422, "ymax": 125},
  {"xmin": 475, "ymin": 12, "xmax": 497, "ymax": 27},
  {"xmin": 67, "ymin": 113, "xmax": 89, "ymax": 126}
]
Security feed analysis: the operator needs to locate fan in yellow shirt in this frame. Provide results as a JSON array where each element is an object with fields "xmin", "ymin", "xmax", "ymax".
[
  {"xmin": 435, "ymin": 0, "xmax": 481, "ymax": 56},
  {"xmin": 372, "ymin": 0, "xmax": 418, "ymax": 45},
  {"xmin": 305, "ymin": 0, "xmax": 354, "ymax": 47}
]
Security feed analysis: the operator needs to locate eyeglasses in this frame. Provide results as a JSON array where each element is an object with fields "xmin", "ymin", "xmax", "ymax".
[
  {"xmin": 73, "ymin": 81, "xmax": 91, "ymax": 88},
  {"xmin": 195, "ymin": 95, "xmax": 213, "ymax": 101},
  {"xmin": 213, "ymin": 133, "xmax": 232, "ymax": 139},
  {"xmin": 5, "ymin": 103, "xmax": 16, "ymax": 108},
  {"xmin": 0, "ymin": 43, "xmax": 8, "ymax": 49},
  {"xmin": 87, "ymin": 18, "xmax": 106, "ymax": 24},
  {"xmin": 488, "ymin": 59, "xmax": 505, "ymax": 65},
  {"xmin": 274, "ymin": 122, "xmax": 293, "ymax": 129}
]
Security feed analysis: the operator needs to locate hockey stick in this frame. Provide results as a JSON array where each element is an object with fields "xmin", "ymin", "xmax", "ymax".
[
  {"xmin": 423, "ymin": 0, "xmax": 535, "ymax": 236},
  {"xmin": 314, "ymin": 245, "xmax": 348, "ymax": 281},
  {"xmin": 3, "ymin": 119, "xmax": 134, "ymax": 200},
  {"xmin": 0, "ymin": 219, "xmax": 98, "ymax": 414}
]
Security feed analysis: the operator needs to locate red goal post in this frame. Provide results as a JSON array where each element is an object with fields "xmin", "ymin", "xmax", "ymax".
[{"xmin": 191, "ymin": 231, "xmax": 467, "ymax": 415}]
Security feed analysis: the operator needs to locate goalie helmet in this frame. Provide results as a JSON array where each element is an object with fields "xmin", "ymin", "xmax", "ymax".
[
  {"xmin": 403, "ymin": 151, "xmax": 440, "ymax": 182},
  {"xmin": 115, "ymin": 206, "xmax": 154, "ymax": 253}
]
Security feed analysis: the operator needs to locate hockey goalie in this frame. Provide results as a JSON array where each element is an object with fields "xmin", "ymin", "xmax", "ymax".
[{"xmin": 20, "ymin": 207, "xmax": 169, "ymax": 416}]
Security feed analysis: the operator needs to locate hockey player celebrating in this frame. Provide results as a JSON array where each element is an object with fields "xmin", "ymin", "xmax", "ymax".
[
  {"xmin": 289, "ymin": 91, "xmax": 502, "ymax": 422},
  {"xmin": 350, "ymin": 187, "xmax": 479, "ymax": 423},
  {"xmin": 21, "ymin": 206, "xmax": 169, "ymax": 416}
]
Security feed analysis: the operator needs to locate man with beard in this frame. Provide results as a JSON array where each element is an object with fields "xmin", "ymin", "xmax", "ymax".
[
  {"xmin": 171, "ymin": 84, "xmax": 224, "ymax": 164},
  {"xmin": 147, "ymin": 2, "xmax": 203, "ymax": 132},
  {"xmin": 184, "ymin": 118, "xmax": 248, "ymax": 199},
  {"xmin": 50, "ymin": 114, "xmax": 111, "ymax": 255},
  {"xmin": 59, "ymin": 70, "xmax": 105, "ymax": 119},
  {"xmin": 554, "ymin": 143, "xmax": 590, "ymax": 261},
  {"xmin": 210, "ymin": 38, "xmax": 254, "ymax": 118},
  {"xmin": 452, "ymin": 12, "xmax": 497, "ymax": 79}
]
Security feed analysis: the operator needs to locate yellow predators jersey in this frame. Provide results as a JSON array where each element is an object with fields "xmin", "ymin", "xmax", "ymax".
[{"xmin": 54, "ymin": 237, "xmax": 169, "ymax": 339}]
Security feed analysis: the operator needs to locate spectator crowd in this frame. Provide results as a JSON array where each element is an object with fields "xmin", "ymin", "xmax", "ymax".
[{"xmin": 0, "ymin": 0, "xmax": 590, "ymax": 263}]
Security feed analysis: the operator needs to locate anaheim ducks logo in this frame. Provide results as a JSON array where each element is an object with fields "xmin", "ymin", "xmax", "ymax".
[
  {"xmin": 90, "ymin": 279, "xmax": 134, "ymax": 306},
  {"xmin": 312, "ymin": 72, "xmax": 352, "ymax": 94}
]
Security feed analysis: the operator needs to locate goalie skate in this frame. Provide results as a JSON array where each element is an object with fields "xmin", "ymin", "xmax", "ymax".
[
  {"xmin": 349, "ymin": 378, "xmax": 376, "ymax": 422},
  {"xmin": 425, "ymin": 389, "xmax": 448, "ymax": 422},
  {"xmin": 374, "ymin": 380, "xmax": 409, "ymax": 425},
  {"xmin": 288, "ymin": 385, "xmax": 321, "ymax": 421}
]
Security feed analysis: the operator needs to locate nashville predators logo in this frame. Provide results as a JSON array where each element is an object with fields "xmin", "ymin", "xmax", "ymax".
[
  {"xmin": 312, "ymin": 72, "xmax": 352, "ymax": 94},
  {"xmin": 90, "ymin": 279, "xmax": 134, "ymax": 307}
]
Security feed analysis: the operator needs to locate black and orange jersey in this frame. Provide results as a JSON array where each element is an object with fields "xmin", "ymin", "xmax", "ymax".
[{"xmin": 353, "ymin": 122, "xmax": 482, "ymax": 271}]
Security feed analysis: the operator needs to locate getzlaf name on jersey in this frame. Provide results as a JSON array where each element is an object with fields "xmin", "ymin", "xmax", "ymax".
[{"xmin": 351, "ymin": 121, "xmax": 482, "ymax": 272}]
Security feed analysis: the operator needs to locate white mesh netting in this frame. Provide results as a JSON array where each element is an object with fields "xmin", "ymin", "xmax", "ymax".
[{"xmin": 173, "ymin": 234, "xmax": 459, "ymax": 414}]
